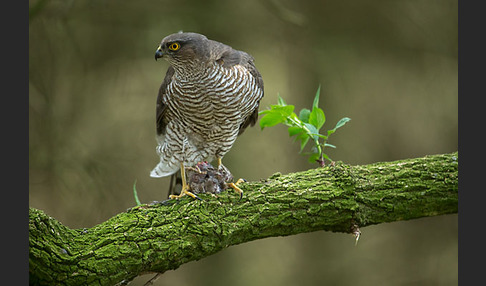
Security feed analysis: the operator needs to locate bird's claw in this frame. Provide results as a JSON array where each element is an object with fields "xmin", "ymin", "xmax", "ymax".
[
  {"xmin": 169, "ymin": 188, "xmax": 203, "ymax": 201},
  {"xmin": 227, "ymin": 178, "xmax": 246, "ymax": 200}
]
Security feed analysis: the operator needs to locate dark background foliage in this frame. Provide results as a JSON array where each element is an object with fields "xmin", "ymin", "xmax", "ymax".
[{"xmin": 29, "ymin": 0, "xmax": 457, "ymax": 285}]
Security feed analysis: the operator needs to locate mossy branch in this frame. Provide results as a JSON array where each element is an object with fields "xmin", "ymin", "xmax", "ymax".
[{"xmin": 29, "ymin": 152, "xmax": 458, "ymax": 285}]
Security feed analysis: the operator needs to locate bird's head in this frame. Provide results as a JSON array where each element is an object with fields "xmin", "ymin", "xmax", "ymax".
[{"xmin": 155, "ymin": 32, "xmax": 210, "ymax": 66}]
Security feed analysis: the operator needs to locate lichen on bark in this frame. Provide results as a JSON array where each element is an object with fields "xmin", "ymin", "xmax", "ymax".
[{"xmin": 29, "ymin": 152, "xmax": 458, "ymax": 285}]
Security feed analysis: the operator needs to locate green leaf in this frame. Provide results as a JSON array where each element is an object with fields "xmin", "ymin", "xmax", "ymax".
[
  {"xmin": 133, "ymin": 179, "xmax": 141, "ymax": 206},
  {"xmin": 313, "ymin": 84, "xmax": 321, "ymax": 109},
  {"xmin": 288, "ymin": 126, "xmax": 303, "ymax": 137},
  {"xmin": 327, "ymin": 117, "xmax": 351, "ymax": 136},
  {"xmin": 271, "ymin": 104, "xmax": 295, "ymax": 117},
  {"xmin": 259, "ymin": 88, "xmax": 348, "ymax": 166},
  {"xmin": 335, "ymin": 117, "xmax": 351, "ymax": 129},
  {"xmin": 309, "ymin": 107, "xmax": 326, "ymax": 130},
  {"xmin": 322, "ymin": 153, "xmax": 331, "ymax": 162},
  {"xmin": 299, "ymin": 108, "xmax": 311, "ymax": 123},
  {"xmin": 308, "ymin": 152, "xmax": 320, "ymax": 163},
  {"xmin": 303, "ymin": 122, "xmax": 318, "ymax": 134},
  {"xmin": 259, "ymin": 112, "xmax": 287, "ymax": 129},
  {"xmin": 303, "ymin": 123, "xmax": 319, "ymax": 140},
  {"xmin": 258, "ymin": 109, "xmax": 272, "ymax": 115},
  {"xmin": 299, "ymin": 136, "xmax": 310, "ymax": 152}
]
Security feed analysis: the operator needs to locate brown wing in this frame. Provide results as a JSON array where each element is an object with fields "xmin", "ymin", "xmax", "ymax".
[
  {"xmin": 238, "ymin": 58, "xmax": 264, "ymax": 135},
  {"xmin": 215, "ymin": 47, "xmax": 264, "ymax": 136},
  {"xmin": 156, "ymin": 66, "xmax": 175, "ymax": 136}
]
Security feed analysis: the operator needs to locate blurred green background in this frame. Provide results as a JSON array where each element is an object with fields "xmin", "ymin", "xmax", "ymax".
[{"xmin": 29, "ymin": 0, "xmax": 457, "ymax": 285}]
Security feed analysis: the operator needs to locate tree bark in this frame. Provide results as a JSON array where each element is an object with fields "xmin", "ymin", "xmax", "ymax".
[{"xmin": 29, "ymin": 152, "xmax": 458, "ymax": 285}]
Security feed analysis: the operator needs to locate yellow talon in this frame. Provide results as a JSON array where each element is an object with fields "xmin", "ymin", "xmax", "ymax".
[
  {"xmin": 227, "ymin": 178, "xmax": 246, "ymax": 199},
  {"xmin": 216, "ymin": 157, "xmax": 245, "ymax": 199},
  {"xmin": 169, "ymin": 187, "xmax": 200, "ymax": 200}
]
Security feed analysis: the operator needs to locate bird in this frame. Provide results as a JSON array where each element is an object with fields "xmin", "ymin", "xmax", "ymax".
[{"xmin": 150, "ymin": 32, "xmax": 264, "ymax": 200}]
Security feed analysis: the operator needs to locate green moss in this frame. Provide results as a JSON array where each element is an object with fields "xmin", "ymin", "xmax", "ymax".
[{"xmin": 29, "ymin": 152, "xmax": 458, "ymax": 285}]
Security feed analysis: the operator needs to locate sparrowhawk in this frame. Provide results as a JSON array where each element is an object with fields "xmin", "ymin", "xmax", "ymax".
[{"xmin": 150, "ymin": 32, "xmax": 264, "ymax": 199}]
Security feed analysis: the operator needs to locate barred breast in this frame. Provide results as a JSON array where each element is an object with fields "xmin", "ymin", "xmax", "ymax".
[{"xmin": 150, "ymin": 62, "xmax": 263, "ymax": 178}]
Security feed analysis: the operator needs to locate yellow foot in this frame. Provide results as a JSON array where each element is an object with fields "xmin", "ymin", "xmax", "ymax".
[
  {"xmin": 169, "ymin": 188, "xmax": 202, "ymax": 200},
  {"xmin": 169, "ymin": 162, "xmax": 203, "ymax": 200},
  {"xmin": 227, "ymin": 178, "xmax": 246, "ymax": 199}
]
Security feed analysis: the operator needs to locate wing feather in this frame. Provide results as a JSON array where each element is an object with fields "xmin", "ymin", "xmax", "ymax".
[{"xmin": 156, "ymin": 66, "xmax": 175, "ymax": 136}]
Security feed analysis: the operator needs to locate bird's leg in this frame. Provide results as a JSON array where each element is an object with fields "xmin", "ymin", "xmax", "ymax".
[
  {"xmin": 169, "ymin": 162, "xmax": 202, "ymax": 200},
  {"xmin": 166, "ymin": 173, "xmax": 180, "ymax": 199},
  {"xmin": 217, "ymin": 157, "xmax": 245, "ymax": 199}
]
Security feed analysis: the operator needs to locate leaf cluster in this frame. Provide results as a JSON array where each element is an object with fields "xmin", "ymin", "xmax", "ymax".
[{"xmin": 259, "ymin": 86, "xmax": 350, "ymax": 166}]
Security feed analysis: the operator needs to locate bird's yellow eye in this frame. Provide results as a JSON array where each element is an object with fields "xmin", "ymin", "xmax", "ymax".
[{"xmin": 168, "ymin": 42, "xmax": 181, "ymax": 51}]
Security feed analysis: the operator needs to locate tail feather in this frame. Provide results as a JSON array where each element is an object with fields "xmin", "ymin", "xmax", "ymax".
[{"xmin": 150, "ymin": 162, "xmax": 179, "ymax": 178}]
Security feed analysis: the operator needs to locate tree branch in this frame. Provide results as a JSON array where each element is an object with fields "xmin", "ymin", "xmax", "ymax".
[{"xmin": 29, "ymin": 152, "xmax": 458, "ymax": 285}]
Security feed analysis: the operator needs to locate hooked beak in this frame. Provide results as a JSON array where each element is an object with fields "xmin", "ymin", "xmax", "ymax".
[{"xmin": 155, "ymin": 45, "xmax": 164, "ymax": 61}]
